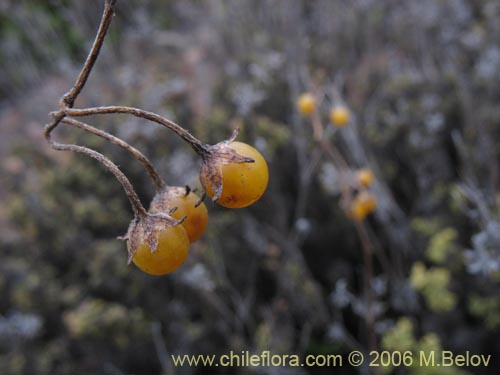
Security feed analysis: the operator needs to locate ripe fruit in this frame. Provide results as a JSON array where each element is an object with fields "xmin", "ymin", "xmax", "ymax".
[
  {"xmin": 329, "ymin": 106, "xmax": 350, "ymax": 127},
  {"xmin": 351, "ymin": 191, "xmax": 377, "ymax": 221},
  {"xmin": 132, "ymin": 225, "xmax": 189, "ymax": 275},
  {"xmin": 201, "ymin": 141, "xmax": 269, "ymax": 208},
  {"xmin": 297, "ymin": 93, "xmax": 316, "ymax": 115},
  {"xmin": 149, "ymin": 186, "xmax": 208, "ymax": 243},
  {"xmin": 356, "ymin": 168, "xmax": 374, "ymax": 188}
]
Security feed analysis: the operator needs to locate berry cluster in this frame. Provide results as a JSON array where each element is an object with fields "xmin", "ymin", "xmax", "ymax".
[
  {"xmin": 295, "ymin": 86, "xmax": 379, "ymax": 352},
  {"xmin": 44, "ymin": 0, "xmax": 269, "ymax": 276},
  {"xmin": 297, "ymin": 93, "xmax": 351, "ymax": 127},
  {"xmin": 296, "ymin": 91, "xmax": 377, "ymax": 222},
  {"xmin": 127, "ymin": 139, "xmax": 269, "ymax": 276}
]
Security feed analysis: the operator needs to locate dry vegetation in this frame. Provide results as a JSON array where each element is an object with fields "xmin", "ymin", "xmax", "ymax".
[{"xmin": 1, "ymin": 0, "xmax": 499, "ymax": 374}]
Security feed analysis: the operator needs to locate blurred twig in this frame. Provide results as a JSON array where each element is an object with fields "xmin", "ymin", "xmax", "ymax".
[
  {"xmin": 152, "ymin": 322, "xmax": 174, "ymax": 375},
  {"xmin": 354, "ymin": 220, "xmax": 377, "ymax": 353}
]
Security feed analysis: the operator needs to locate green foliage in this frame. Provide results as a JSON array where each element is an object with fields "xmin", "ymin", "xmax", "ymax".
[
  {"xmin": 64, "ymin": 298, "xmax": 149, "ymax": 347},
  {"xmin": 412, "ymin": 219, "xmax": 460, "ymax": 266},
  {"xmin": 2, "ymin": 0, "xmax": 500, "ymax": 373},
  {"xmin": 381, "ymin": 318, "xmax": 470, "ymax": 375},
  {"xmin": 412, "ymin": 333, "xmax": 469, "ymax": 375},
  {"xmin": 254, "ymin": 322, "xmax": 272, "ymax": 351},
  {"xmin": 468, "ymin": 295, "xmax": 500, "ymax": 330},
  {"xmin": 381, "ymin": 317, "xmax": 414, "ymax": 352},
  {"xmin": 410, "ymin": 220, "xmax": 462, "ymax": 314},
  {"xmin": 410, "ymin": 263, "xmax": 457, "ymax": 313},
  {"xmin": 254, "ymin": 115, "xmax": 291, "ymax": 151},
  {"xmin": 426, "ymin": 228, "xmax": 458, "ymax": 265},
  {"xmin": 412, "ymin": 217, "xmax": 443, "ymax": 238}
]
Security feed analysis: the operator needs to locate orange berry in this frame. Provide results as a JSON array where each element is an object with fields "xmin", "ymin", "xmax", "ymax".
[
  {"xmin": 132, "ymin": 225, "xmax": 189, "ymax": 275},
  {"xmin": 351, "ymin": 191, "xmax": 377, "ymax": 221},
  {"xmin": 351, "ymin": 201, "xmax": 368, "ymax": 221},
  {"xmin": 329, "ymin": 106, "xmax": 350, "ymax": 127},
  {"xmin": 297, "ymin": 93, "xmax": 316, "ymax": 115},
  {"xmin": 356, "ymin": 168, "xmax": 374, "ymax": 188},
  {"xmin": 201, "ymin": 141, "xmax": 269, "ymax": 208},
  {"xmin": 149, "ymin": 186, "xmax": 208, "ymax": 243}
]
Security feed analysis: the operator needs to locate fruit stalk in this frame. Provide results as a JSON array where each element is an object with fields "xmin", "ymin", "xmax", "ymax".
[
  {"xmin": 61, "ymin": 117, "xmax": 165, "ymax": 190},
  {"xmin": 44, "ymin": 134, "xmax": 147, "ymax": 218},
  {"xmin": 64, "ymin": 106, "xmax": 206, "ymax": 155}
]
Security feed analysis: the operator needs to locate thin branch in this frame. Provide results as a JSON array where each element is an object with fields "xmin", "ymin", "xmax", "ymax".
[
  {"xmin": 61, "ymin": 117, "xmax": 165, "ymax": 190},
  {"xmin": 45, "ymin": 0, "xmax": 118, "ymax": 154},
  {"xmin": 45, "ymin": 131, "xmax": 147, "ymax": 218},
  {"xmin": 151, "ymin": 322, "xmax": 173, "ymax": 375},
  {"xmin": 64, "ymin": 106, "xmax": 206, "ymax": 154},
  {"xmin": 354, "ymin": 220, "xmax": 377, "ymax": 354},
  {"xmin": 302, "ymin": 86, "xmax": 380, "ymax": 358},
  {"xmin": 61, "ymin": 0, "xmax": 117, "ymax": 108}
]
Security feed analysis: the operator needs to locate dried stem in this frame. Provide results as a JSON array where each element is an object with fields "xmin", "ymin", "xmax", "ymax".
[
  {"xmin": 303, "ymin": 87, "xmax": 379, "ymax": 356},
  {"xmin": 43, "ymin": 0, "xmax": 150, "ymax": 219},
  {"xmin": 64, "ymin": 106, "xmax": 206, "ymax": 155},
  {"xmin": 325, "ymin": 135, "xmax": 378, "ymax": 353},
  {"xmin": 45, "ymin": 0, "xmax": 117, "ymax": 138},
  {"xmin": 61, "ymin": 117, "xmax": 165, "ymax": 190},
  {"xmin": 308, "ymin": 117, "xmax": 354, "ymax": 209},
  {"xmin": 60, "ymin": 0, "xmax": 117, "ymax": 108},
  {"xmin": 151, "ymin": 322, "xmax": 173, "ymax": 375},
  {"xmin": 45, "ymin": 133, "xmax": 147, "ymax": 218},
  {"xmin": 354, "ymin": 221, "xmax": 377, "ymax": 353}
]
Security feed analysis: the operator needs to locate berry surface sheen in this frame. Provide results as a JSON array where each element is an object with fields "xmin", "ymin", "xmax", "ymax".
[
  {"xmin": 203, "ymin": 141, "xmax": 269, "ymax": 208},
  {"xmin": 149, "ymin": 187, "xmax": 208, "ymax": 243},
  {"xmin": 132, "ymin": 225, "xmax": 189, "ymax": 275}
]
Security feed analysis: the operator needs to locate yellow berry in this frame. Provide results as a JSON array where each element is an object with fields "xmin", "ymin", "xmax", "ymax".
[
  {"xmin": 132, "ymin": 225, "xmax": 189, "ymax": 275},
  {"xmin": 149, "ymin": 187, "xmax": 208, "ymax": 243},
  {"xmin": 352, "ymin": 201, "xmax": 368, "ymax": 221},
  {"xmin": 356, "ymin": 168, "xmax": 374, "ymax": 188},
  {"xmin": 201, "ymin": 141, "xmax": 269, "ymax": 208},
  {"xmin": 351, "ymin": 191, "xmax": 377, "ymax": 221},
  {"xmin": 329, "ymin": 106, "xmax": 350, "ymax": 127},
  {"xmin": 297, "ymin": 93, "xmax": 316, "ymax": 115}
]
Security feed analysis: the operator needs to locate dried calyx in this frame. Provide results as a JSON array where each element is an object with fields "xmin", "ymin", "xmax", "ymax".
[
  {"xmin": 149, "ymin": 185, "xmax": 189, "ymax": 212},
  {"xmin": 199, "ymin": 130, "xmax": 255, "ymax": 202},
  {"xmin": 123, "ymin": 213, "xmax": 186, "ymax": 264}
]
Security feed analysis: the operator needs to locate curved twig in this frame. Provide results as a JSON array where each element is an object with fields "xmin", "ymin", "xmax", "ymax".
[
  {"xmin": 45, "ymin": 130, "xmax": 147, "ymax": 218},
  {"xmin": 60, "ymin": 117, "xmax": 165, "ymax": 190},
  {"xmin": 43, "ymin": 0, "xmax": 149, "ymax": 219},
  {"xmin": 45, "ymin": 0, "xmax": 117, "ymax": 140},
  {"xmin": 64, "ymin": 106, "xmax": 206, "ymax": 155},
  {"xmin": 61, "ymin": 0, "xmax": 117, "ymax": 108}
]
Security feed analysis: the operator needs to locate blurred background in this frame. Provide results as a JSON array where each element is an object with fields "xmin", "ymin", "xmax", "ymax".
[{"xmin": 1, "ymin": 0, "xmax": 500, "ymax": 374}]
